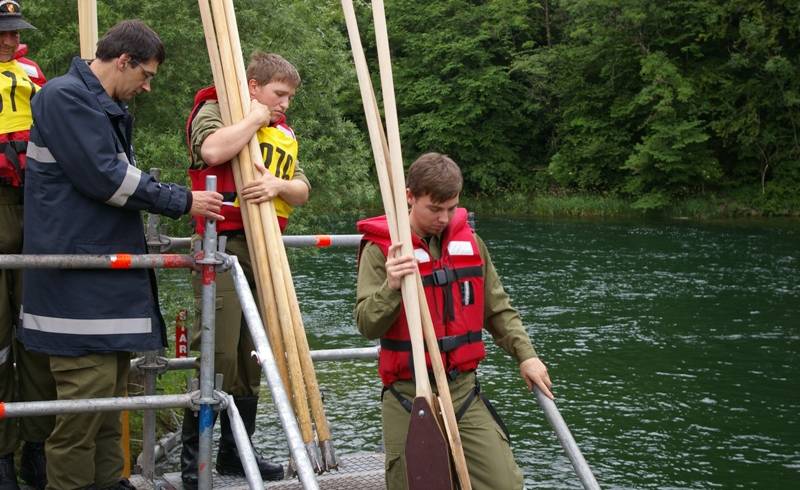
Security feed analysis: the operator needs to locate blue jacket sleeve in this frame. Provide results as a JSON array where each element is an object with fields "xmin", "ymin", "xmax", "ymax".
[{"xmin": 31, "ymin": 82, "xmax": 189, "ymax": 219}]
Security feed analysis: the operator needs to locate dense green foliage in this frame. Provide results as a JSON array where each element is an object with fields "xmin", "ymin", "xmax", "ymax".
[
  {"xmin": 20, "ymin": 1, "xmax": 800, "ymax": 218},
  {"xmin": 23, "ymin": 0, "xmax": 375, "ymax": 231}
]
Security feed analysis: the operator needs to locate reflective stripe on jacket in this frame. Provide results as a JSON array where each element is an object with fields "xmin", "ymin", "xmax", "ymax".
[{"xmin": 357, "ymin": 208, "xmax": 486, "ymax": 386}]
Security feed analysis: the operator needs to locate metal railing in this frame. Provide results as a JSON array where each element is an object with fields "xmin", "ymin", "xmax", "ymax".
[{"xmin": 1, "ymin": 171, "xmax": 600, "ymax": 489}]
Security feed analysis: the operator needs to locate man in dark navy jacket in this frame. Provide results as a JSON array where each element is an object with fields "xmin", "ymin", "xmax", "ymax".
[{"xmin": 18, "ymin": 20, "xmax": 223, "ymax": 490}]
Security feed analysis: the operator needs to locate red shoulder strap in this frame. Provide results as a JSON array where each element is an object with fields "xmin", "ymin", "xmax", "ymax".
[{"xmin": 185, "ymin": 86, "xmax": 218, "ymax": 162}]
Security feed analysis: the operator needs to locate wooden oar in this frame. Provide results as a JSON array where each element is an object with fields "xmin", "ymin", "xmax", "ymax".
[
  {"xmin": 219, "ymin": 1, "xmax": 334, "ymax": 469},
  {"xmin": 363, "ymin": 60, "xmax": 472, "ymax": 489},
  {"xmin": 77, "ymin": 0, "xmax": 97, "ymax": 59},
  {"xmin": 342, "ymin": 1, "xmax": 453, "ymax": 487},
  {"xmin": 368, "ymin": 69, "xmax": 473, "ymax": 490}
]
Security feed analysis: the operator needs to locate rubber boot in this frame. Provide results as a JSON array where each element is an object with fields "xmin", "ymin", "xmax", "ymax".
[
  {"xmin": 215, "ymin": 396, "xmax": 283, "ymax": 481},
  {"xmin": 0, "ymin": 453, "xmax": 19, "ymax": 490},
  {"xmin": 179, "ymin": 407, "xmax": 217, "ymax": 490},
  {"xmin": 19, "ymin": 441, "xmax": 46, "ymax": 490}
]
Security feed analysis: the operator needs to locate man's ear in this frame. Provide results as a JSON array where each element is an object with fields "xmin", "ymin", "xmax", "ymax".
[
  {"xmin": 406, "ymin": 188, "xmax": 414, "ymax": 207},
  {"xmin": 117, "ymin": 53, "xmax": 132, "ymax": 70},
  {"xmin": 247, "ymin": 78, "xmax": 259, "ymax": 97}
]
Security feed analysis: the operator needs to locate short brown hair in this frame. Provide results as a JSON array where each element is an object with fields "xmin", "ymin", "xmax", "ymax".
[
  {"xmin": 246, "ymin": 52, "xmax": 301, "ymax": 87},
  {"xmin": 95, "ymin": 20, "xmax": 165, "ymax": 65},
  {"xmin": 406, "ymin": 152, "xmax": 463, "ymax": 202}
]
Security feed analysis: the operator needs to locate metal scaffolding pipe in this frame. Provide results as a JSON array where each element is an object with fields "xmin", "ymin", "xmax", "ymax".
[
  {"xmin": 130, "ymin": 346, "xmax": 378, "ymax": 376},
  {"xmin": 197, "ymin": 175, "xmax": 220, "ymax": 490},
  {"xmin": 281, "ymin": 234, "xmax": 362, "ymax": 248},
  {"xmin": 0, "ymin": 394, "xmax": 193, "ymax": 418},
  {"xmin": 310, "ymin": 346, "xmax": 379, "ymax": 362},
  {"xmin": 224, "ymin": 394, "xmax": 265, "ymax": 488},
  {"xmin": 230, "ymin": 257, "xmax": 319, "ymax": 490},
  {"xmin": 140, "ymin": 351, "xmax": 159, "ymax": 480},
  {"xmin": 130, "ymin": 356, "xmax": 197, "ymax": 374},
  {"xmin": 147, "ymin": 233, "xmax": 365, "ymax": 252},
  {"xmin": 0, "ymin": 254, "xmax": 196, "ymax": 270},
  {"xmin": 533, "ymin": 387, "xmax": 600, "ymax": 489}
]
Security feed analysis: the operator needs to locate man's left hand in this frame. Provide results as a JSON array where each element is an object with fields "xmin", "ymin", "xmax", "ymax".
[
  {"xmin": 241, "ymin": 166, "xmax": 283, "ymax": 204},
  {"xmin": 520, "ymin": 357, "xmax": 554, "ymax": 400}
]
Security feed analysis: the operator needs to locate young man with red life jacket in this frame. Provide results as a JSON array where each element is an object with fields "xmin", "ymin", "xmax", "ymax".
[
  {"xmin": 0, "ymin": 2, "xmax": 54, "ymax": 489},
  {"xmin": 356, "ymin": 153, "xmax": 554, "ymax": 490},
  {"xmin": 180, "ymin": 52, "xmax": 310, "ymax": 487}
]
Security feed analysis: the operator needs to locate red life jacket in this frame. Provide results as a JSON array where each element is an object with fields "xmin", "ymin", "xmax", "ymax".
[
  {"xmin": 0, "ymin": 46, "xmax": 46, "ymax": 188},
  {"xmin": 357, "ymin": 208, "xmax": 486, "ymax": 386},
  {"xmin": 186, "ymin": 86, "xmax": 289, "ymax": 234}
]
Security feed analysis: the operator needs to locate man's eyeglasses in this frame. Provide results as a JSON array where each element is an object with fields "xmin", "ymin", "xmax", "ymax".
[{"xmin": 129, "ymin": 61, "xmax": 156, "ymax": 83}]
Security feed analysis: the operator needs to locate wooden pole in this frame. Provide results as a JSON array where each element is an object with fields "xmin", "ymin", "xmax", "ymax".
[
  {"xmin": 371, "ymin": 0, "xmax": 432, "ymax": 407},
  {"xmin": 220, "ymin": 0, "xmax": 334, "ymax": 470},
  {"xmin": 196, "ymin": 0, "xmax": 291, "ymax": 393},
  {"xmin": 212, "ymin": 0, "xmax": 323, "ymax": 471},
  {"xmin": 77, "ymin": 0, "xmax": 97, "ymax": 59},
  {"xmin": 343, "ymin": 2, "xmax": 461, "ymax": 488}
]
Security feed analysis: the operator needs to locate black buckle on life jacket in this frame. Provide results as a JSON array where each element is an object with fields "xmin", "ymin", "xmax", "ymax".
[
  {"xmin": 434, "ymin": 267, "xmax": 455, "ymax": 286},
  {"xmin": 440, "ymin": 330, "xmax": 482, "ymax": 353}
]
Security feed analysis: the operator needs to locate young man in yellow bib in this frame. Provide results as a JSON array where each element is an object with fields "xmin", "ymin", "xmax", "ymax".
[
  {"xmin": 0, "ymin": 2, "xmax": 54, "ymax": 488},
  {"xmin": 180, "ymin": 52, "xmax": 310, "ymax": 488}
]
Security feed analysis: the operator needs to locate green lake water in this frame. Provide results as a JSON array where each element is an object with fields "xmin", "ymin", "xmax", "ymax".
[{"xmin": 160, "ymin": 216, "xmax": 800, "ymax": 488}]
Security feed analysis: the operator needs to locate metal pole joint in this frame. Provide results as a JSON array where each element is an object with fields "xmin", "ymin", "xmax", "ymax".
[{"xmin": 131, "ymin": 354, "xmax": 170, "ymax": 377}]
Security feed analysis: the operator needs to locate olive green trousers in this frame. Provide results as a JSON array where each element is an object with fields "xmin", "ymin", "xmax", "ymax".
[
  {"xmin": 382, "ymin": 371, "xmax": 523, "ymax": 490},
  {"xmin": 46, "ymin": 352, "xmax": 129, "ymax": 489},
  {"xmin": 0, "ymin": 187, "xmax": 55, "ymax": 456}
]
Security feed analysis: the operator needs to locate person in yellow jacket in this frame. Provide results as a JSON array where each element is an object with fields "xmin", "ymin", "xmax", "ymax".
[{"xmin": 0, "ymin": 2, "xmax": 54, "ymax": 488}]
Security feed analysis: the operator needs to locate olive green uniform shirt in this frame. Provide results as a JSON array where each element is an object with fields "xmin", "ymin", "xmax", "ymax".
[
  {"xmin": 355, "ymin": 231, "xmax": 537, "ymax": 364},
  {"xmin": 189, "ymin": 101, "xmax": 310, "ymax": 190}
]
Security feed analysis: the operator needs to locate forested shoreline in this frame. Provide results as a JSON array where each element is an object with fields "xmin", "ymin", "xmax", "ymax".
[{"xmin": 24, "ymin": 1, "xmax": 799, "ymax": 224}]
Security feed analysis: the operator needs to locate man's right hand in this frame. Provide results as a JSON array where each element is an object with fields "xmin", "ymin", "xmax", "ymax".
[
  {"xmin": 248, "ymin": 98, "xmax": 271, "ymax": 127},
  {"xmin": 190, "ymin": 191, "xmax": 224, "ymax": 221},
  {"xmin": 386, "ymin": 243, "xmax": 417, "ymax": 290}
]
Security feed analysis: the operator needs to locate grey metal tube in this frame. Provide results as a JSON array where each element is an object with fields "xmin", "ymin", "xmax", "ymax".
[
  {"xmin": 197, "ymin": 175, "xmax": 220, "ymax": 490},
  {"xmin": 309, "ymin": 346, "xmax": 379, "ymax": 362},
  {"xmin": 1, "ymin": 394, "xmax": 193, "ymax": 418},
  {"xmin": 281, "ymin": 234, "xmax": 363, "ymax": 248},
  {"xmin": 130, "ymin": 356, "xmax": 197, "ymax": 375},
  {"xmin": 229, "ymin": 257, "xmax": 319, "ymax": 490},
  {"xmin": 224, "ymin": 394, "xmax": 264, "ymax": 488},
  {"xmin": 156, "ymin": 236, "xmax": 192, "ymax": 252},
  {"xmin": 130, "ymin": 346, "xmax": 378, "ymax": 375},
  {"xmin": 147, "ymin": 233, "xmax": 365, "ymax": 252},
  {"xmin": 141, "ymin": 351, "xmax": 158, "ymax": 480},
  {"xmin": 0, "ymin": 254, "xmax": 196, "ymax": 270},
  {"xmin": 533, "ymin": 387, "xmax": 600, "ymax": 489}
]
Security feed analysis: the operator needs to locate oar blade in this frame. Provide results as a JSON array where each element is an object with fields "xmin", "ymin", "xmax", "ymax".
[{"xmin": 405, "ymin": 397, "xmax": 454, "ymax": 490}]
